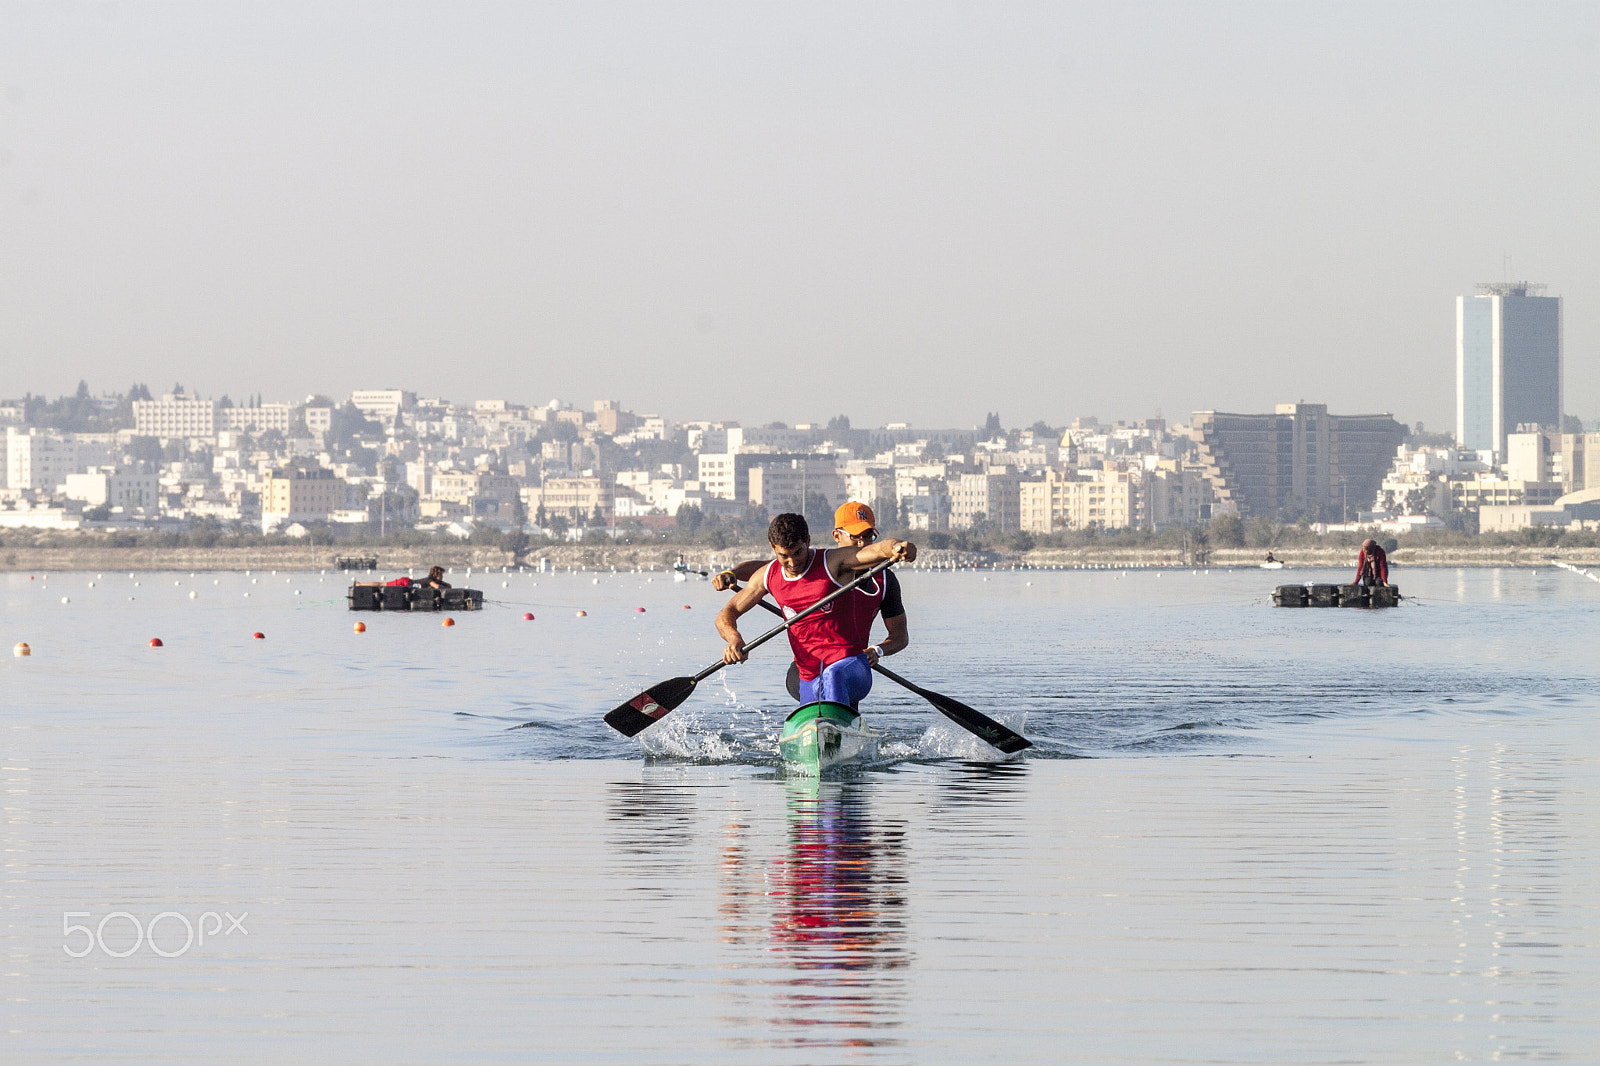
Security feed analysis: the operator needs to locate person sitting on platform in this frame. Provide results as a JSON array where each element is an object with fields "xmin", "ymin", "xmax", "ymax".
[
  {"xmin": 356, "ymin": 565, "xmax": 452, "ymax": 590},
  {"xmin": 1354, "ymin": 539, "xmax": 1390, "ymax": 587}
]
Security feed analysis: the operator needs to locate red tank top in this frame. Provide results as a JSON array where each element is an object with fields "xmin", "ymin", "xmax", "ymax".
[{"xmin": 765, "ymin": 549, "xmax": 886, "ymax": 679}]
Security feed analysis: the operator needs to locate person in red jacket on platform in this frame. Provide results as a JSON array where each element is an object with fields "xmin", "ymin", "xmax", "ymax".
[{"xmin": 1354, "ymin": 539, "xmax": 1390, "ymax": 587}]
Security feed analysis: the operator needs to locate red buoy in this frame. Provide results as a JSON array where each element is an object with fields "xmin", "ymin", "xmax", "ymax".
[
  {"xmin": 252, "ymin": 632, "xmax": 265, "ymax": 640},
  {"xmin": 521, "ymin": 612, "xmax": 534, "ymax": 621},
  {"xmin": 442, "ymin": 617, "xmax": 455, "ymax": 627},
  {"xmin": 635, "ymin": 607, "xmax": 646, "ymax": 613},
  {"xmin": 148, "ymin": 638, "xmax": 163, "ymax": 647}
]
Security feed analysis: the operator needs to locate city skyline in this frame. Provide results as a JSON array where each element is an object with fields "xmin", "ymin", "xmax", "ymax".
[{"xmin": 2, "ymin": 4, "xmax": 1595, "ymax": 430}]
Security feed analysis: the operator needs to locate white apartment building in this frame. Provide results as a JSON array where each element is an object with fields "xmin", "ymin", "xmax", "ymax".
[
  {"xmin": 133, "ymin": 394, "xmax": 219, "ymax": 438},
  {"xmin": 349, "ymin": 390, "xmax": 416, "ymax": 424},
  {"xmin": 63, "ymin": 467, "xmax": 158, "ymax": 511},
  {"xmin": 4, "ymin": 427, "xmax": 79, "ymax": 491},
  {"xmin": 304, "ymin": 406, "xmax": 333, "ymax": 437},
  {"xmin": 220, "ymin": 403, "xmax": 295, "ymax": 434}
]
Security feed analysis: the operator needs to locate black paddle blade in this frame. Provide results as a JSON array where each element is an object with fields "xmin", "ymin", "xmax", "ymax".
[
  {"xmin": 903, "ymin": 682, "xmax": 1031, "ymax": 753},
  {"xmin": 925, "ymin": 690, "xmax": 1032, "ymax": 753},
  {"xmin": 604, "ymin": 676, "xmax": 697, "ymax": 737}
]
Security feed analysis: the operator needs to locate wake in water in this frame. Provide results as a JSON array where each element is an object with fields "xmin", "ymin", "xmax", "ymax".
[{"xmin": 628, "ymin": 674, "xmax": 1031, "ymax": 770}]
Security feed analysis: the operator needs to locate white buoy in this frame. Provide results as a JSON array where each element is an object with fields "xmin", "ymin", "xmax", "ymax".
[
  {"xmin": 189, "ymin": 591, "xmax": 198, "ymax": 599},
  {"xmin": 60, "ymin": 596, "xmax": 70, "ymax": 604}
]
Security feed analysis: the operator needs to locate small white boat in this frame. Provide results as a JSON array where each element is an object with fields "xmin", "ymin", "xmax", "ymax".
[
  {"xmin": 1260, "ymin": 561, "xmax": 1284, "ymax": 570},
  {"xmin": 778, "ymin": 701, "xmax": 878, "ymax": 775}
]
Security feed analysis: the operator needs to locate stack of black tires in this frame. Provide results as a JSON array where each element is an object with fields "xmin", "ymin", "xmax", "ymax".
[
  {"xmin": 348, "ymin": 585, "xmax": 484, "ymax": 612},
  {"xmin": 1273, "ymin": 584, "xmax": 1399, "ymax": 609}
]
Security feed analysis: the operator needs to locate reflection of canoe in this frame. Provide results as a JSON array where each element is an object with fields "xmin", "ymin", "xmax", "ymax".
[
  {"xmin": 672, "ymin": 571, "xmax": 688, "ymax": 581},
  {"xmin": 779, "ymin": 701, "xmax": 878, "ymax": 775},
  {"xmin": 1260, "ymin": 561, "xmax": 1284, "ymax": 569}
]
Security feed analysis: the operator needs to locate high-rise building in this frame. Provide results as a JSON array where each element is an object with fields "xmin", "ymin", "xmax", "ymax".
[
  {"xmin": 1191, "ymin": 403, "xmax": 1405, "ymax": 520},
  {"xmin": 1456, "ymin": 282, "xmax": 1562, "ymax": 459}
]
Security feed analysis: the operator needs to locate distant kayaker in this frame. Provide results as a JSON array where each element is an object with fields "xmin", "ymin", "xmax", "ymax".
[
  {"xmin": 1354, "ymin": 540, "xmax": 1390, "ymax": 587},
  {"xmin": 716, "ymin": 512, "xmax": 915, "ymax": 708},
  {"xmin": 713, "ymin": 501, "xmax": 909, "ymax": 666}
]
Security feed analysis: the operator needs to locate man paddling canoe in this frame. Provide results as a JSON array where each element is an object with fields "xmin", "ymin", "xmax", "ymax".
[
  {"xmin": 713, "ymin": 501, "xmax": 909, "ymax": 668},
  {"xmin": 716, "ymin": 512, "xmax": 916, "ymax": 707}
]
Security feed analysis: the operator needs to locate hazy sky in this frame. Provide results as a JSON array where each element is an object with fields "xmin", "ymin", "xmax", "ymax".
[{"xmin": 2, "ymin": 1, "xmax": 1596, "ymax": 431}]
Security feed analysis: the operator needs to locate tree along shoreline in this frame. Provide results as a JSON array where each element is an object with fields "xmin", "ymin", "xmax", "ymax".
[{"xmin": 4, "ymin": 542, "xmax": 1599, "ymax": 572}]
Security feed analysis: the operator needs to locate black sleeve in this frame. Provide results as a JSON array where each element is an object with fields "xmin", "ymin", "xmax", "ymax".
[{"xmin": 880, "ymin": 569, "xmax": 905, "ymax": 620}]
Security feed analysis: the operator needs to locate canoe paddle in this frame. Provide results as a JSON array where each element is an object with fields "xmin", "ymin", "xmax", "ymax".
[
  {"xmin": 742, "ymin": 585, "xmax": 1033, "ymax": 754},
  {"xmin": 604, "ymin": 558, "xmax": 897, "ymax": 737}
]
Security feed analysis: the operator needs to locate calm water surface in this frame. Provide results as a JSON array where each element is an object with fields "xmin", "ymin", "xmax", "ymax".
[{"xmin": 2, "ymin": 566, "xmax": 1597, "ymax": 1063}]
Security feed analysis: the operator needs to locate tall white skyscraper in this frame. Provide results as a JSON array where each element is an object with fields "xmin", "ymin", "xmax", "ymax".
[{"xmin": 1456, "ymin": 282, "xmax": 1562, "ymax": 460}]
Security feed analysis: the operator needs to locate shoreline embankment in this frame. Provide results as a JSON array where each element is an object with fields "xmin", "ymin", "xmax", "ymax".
[{"xmin": 4, "ymin": 543, "xmax": 1599, "ymax": 572}]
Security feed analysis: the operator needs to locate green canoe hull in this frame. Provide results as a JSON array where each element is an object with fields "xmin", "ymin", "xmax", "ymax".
[{"xmin": 778, "ymin": 701, "xmax": 878, "ymax": 775}]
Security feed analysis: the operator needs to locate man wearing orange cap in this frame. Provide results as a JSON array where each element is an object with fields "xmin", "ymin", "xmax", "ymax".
[{"xmin": 713, "ymin": 502, "xmax": 910, "ymax": 692}]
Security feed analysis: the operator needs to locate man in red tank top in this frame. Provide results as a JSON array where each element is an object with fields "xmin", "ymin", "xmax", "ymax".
[
  {"xmin": 715, "ymin": 513, "xmax": 916, "ymax": 708},
  {"xmin": 712, "ymin": 501, "xmax": 910, "ymax": 690}
]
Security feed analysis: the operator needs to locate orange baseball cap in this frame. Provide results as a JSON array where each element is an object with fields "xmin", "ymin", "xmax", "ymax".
[{"xmin": 833, "ymin": 501, "xmax": 876, "ymax": 535}]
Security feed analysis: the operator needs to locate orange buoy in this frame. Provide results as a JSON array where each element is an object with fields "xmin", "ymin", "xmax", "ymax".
[
  {"xmin": 576, "ymin": 610, "xmax": 587, "ymax": 617},
  {"xmin": 682, "ymin": 604, "xmax": 692, "ymax": 609},
  {"xmin": 441, "ymin": 617, "xmax": 455, "ymax": 627},
  {"xmin": 148, "ymin": 638, "xmax": 163, "ymax": 647},
  {"xmin": 353, "ymin": 621, "xmax": 367, "ymax": 633},
  {"xmin": 521, "ymin": 612, "xmax": 534, "ymax": 621},
  {"xmin": 13, "ymin": 642, "xmax": 30, "ymax": 657},
  {"xmin": 252, "ymin": 632, "xmax": 265, "ymax": 640}
]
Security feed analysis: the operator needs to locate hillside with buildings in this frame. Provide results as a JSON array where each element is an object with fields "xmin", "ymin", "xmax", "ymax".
[{"xmin": 3, "ymin": 378, "xmax": 1598, "ymax": 560}]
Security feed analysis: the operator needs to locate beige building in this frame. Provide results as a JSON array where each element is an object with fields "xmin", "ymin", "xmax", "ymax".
[
  {"xmin": 949, "ymin": 468, "xmax": 1021, "ymax": 531},
  {"xmin": 1143, "ymin": 464, "xmax": 1220, "ymax": 528},
  {"xmin": 1019, "ymin": 469, "xmax": 1140, "ymax": 532},
  {"xmin": 528, "ymin": 476, "xmax": 614, "ymax": 523},
  {"xmin": 261, "ymin": 467, "xmax": 347, "ymax": 532},
  {"xmin": 747, "ymin": 458, "xmax": 844, "ymax": 511}
]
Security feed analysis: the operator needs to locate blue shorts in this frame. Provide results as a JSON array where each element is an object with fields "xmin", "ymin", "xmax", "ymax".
[{"xmin": 797, "ymin": 654, "xmax": 873, "ymax": 708}]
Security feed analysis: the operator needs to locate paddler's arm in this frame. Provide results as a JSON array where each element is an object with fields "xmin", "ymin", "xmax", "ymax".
[
  {"xmin": 824, "ymin": 537, "xmax": 916, "ymax": 582},
  {"xmin": 715, "ymin": 567, "xmax": 770, "ymax": 664},
  {"xmin": 870, "ymin": 612, "xmax": 908, "ymax": 664},
  {"xmin": 710, "ymin": 559, "xmax": 768, "ymax": 592}
]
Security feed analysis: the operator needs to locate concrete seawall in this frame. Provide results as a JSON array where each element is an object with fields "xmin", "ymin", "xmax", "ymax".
[{"xmin": 5, "ymin": 543, "xmax": 1600, "ymax": 572}]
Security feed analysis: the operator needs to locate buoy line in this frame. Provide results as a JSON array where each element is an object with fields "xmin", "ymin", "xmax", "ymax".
[{"xmin": 1553, "ymin": 560, "xmax": 1600, "ymax": 585}]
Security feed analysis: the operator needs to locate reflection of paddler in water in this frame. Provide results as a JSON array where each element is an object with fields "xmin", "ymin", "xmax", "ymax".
[{"xmin": 768, "ymin": 779, "xmax": 907, "ymax": 979}]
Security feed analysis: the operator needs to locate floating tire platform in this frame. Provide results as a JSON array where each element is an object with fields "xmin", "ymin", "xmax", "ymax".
[
  {"xmin": 348, "ymin": 585, "xmax": 484, "ymax": 612},
  {"xmin": 1273, "ymin": 584, "xmax": 1398, "ymax": 609}
]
